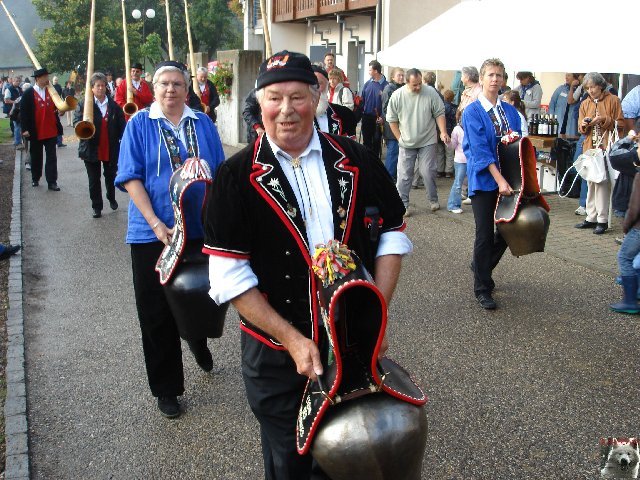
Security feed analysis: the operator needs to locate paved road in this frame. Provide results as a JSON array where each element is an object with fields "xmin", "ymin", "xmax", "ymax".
[{"xmin": 19, "ymin": 129, "xmax": 640, "ymax": 479}]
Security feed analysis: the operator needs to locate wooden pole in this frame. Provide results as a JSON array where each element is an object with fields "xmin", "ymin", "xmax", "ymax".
[{"xmin": 259, "ymin": 0, "xmax": 272, "ymax": 58}]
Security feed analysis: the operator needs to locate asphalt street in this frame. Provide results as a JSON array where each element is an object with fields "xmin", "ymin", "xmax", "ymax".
[{"xmin": 19, "ymin": 128, "xmax": 640, "ymax": 479}]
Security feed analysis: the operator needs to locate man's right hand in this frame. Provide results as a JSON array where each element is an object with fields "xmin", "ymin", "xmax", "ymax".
[
  {"xmin": 22, "ymin": 131, "xmax": 29, "ymax": 138},
  {"xmin": 283, "ymin": 332, "xmax": 323, "ymax": 381}
]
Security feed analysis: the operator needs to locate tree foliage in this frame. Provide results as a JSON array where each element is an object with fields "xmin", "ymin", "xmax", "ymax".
[{"xmin": 31, "ymin": 0, "xmax": 242, "ymax": 76}]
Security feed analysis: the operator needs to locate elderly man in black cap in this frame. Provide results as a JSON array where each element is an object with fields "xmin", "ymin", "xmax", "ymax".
[
  {"xmin": 114, "ymin": 62, "xmax": 153, "ymax": 117},
  {"xmin": 20, "ymin": 67, "xmax": 63, "ymax": 190},
  {"xmin": 202, "ymin": 50, "xmax": 411, "ymax": 479}
]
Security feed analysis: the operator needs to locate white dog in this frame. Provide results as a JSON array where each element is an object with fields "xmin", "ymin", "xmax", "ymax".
[{"xmin": 601, "ymin": 437, "xmax": 640, "ymax": 479}]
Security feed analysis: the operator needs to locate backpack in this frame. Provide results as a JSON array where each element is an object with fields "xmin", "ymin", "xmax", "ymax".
[{"xmin": 8, "ymin": 96, "xmax": 20, "ymax": 122}]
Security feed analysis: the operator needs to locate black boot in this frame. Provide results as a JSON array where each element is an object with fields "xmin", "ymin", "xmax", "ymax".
[
  {"xmin": 187, "ymin": 339, "xmax": 213, "ymax": 372},
  {"xmin": 610, "ymin": 276, "xmax": 640, "ymax": 314}
]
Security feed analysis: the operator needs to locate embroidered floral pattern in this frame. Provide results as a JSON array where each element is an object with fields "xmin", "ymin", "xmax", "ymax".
[{"xmin": 267, "ymin": 177, "xmax": 287, "ymax": 202}]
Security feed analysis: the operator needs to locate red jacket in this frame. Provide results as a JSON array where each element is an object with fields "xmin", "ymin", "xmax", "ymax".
[{"xmin": 114, "ymin": 80, "xmax": 153, "ymax": 117}]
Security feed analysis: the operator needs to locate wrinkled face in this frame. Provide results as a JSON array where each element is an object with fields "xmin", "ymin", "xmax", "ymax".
[
  {"xmin": 131, "ymin": 68, "xmax": 142, "ymax": 81},
  {"xmin": 585, "ymin": 81, "xmax": 603, "ymax": 100},
  {"xmin": 196, "ymin": 72, "xmax": 207, "ymax": 84},
  {"xmin": 407, "ymin": 75, "xmax": 422, "ymax": 93},
  {"xmin": 481, "ymin": 66, "xmax": 504, "ymax": 96},
  {"xmin": 324, "ymin": 55, "xmax": 335, "ymax": 69},
  {"xmin": 393, "ymin": 70, "xmax": 405, "ymax": 84},
  {"xmin": 92, "ymin": 80, "xmax": 107, "ymax": 101},
  {"xmin": 154, "ymin": 70, "xmax": 188, "ymax": 112},
  {"xmin": 259, "ymin": 81, "xmax": 317, "ymax": 153}
]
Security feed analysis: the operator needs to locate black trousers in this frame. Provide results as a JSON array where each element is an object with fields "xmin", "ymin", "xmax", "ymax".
[
  {"xmin": 84, "ymin": 160, "xmax": 117, "ymax": 210},
  {"xmin": 470, "ymin": 189, "xmax": 507, "ymax": 296},
  {"xmin": 241, "ymin": 333, "xmax": 329, "ymax": 480},
  {"xmin": 361, "ymin": 114, "xmax": 382, "ymax": 160},
  {"xmin": 30, "ymin": 136, "xmax": 58, "ymax": 184},
  {"xmin": 131, "ymin": 242, "xmax": 185, "ymax": 397}
]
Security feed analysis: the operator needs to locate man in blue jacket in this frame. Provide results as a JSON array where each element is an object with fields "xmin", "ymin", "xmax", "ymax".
[{"xmin": 360, "ymin": 60, "xmax": 387, "ymax": 159}]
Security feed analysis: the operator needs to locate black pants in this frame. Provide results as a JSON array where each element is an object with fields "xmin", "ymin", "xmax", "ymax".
[
  {"xmin": 361, "ymin": 114, "xmax": 382, "ymax": 160},
  {"xmin": 241, "ymin": 333, "xmax": 329, "ymax": 480},
  {"xmin": 470, "ymin": 189, "xmax": 507, "ymax": 296},
  {"xmin": 84, "ymin": 160, "xmax": 117, "ymax": 210},
  {"xmin": 30, "ymin": 136, "xmax": 58, "ymax": 184},
  {"xmin": 131, "ymin": 242, "xmax": 185, "ymax": 397}
]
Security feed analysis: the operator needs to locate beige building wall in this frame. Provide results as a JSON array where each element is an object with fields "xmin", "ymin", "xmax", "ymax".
[{"xmin": 383, "ymin": 0, "xmax": 458, "ymax": 48}]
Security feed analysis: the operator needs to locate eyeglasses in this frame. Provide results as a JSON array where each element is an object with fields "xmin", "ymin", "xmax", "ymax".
[{"xmin": 156, "ymin": 81, "xmax": 186, "ymax": 90}]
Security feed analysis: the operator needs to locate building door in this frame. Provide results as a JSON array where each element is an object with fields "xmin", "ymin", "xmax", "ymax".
[{"xmin": 347, "ymin": 41, "xmax": 365, "ymax": 93}]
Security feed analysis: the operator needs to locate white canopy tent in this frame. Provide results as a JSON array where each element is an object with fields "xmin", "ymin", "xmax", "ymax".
[{"xmin": 377, "ymin": 0, "xmax": 640, "ymax": 74}]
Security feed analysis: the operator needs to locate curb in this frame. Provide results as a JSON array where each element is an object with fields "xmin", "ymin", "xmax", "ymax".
[{"xmin": 5, "ymin": 149, "xmax": 30, "ymax": 479}]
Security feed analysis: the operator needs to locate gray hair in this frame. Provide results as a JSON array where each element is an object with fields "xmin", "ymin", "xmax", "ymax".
[
  {"xmin": 90, "ymin": 72, "xmax": 107, "ymax": 87},
  {"xmin": 255, "ymin": 83, "xmax": 321, "ymax": 104},
  {"xmin": 582, "ymin": 72, "xmax": 607, "ymax": 90},
  {"xmin": 196, "ymin": 67, "xmax": 208, "ymax": 76},
  {"xmin": 152, "ymin": 66, "xmax": 191, "ymax": 89},
  {"xmin": 461, "ymin": 66, "xmax": 479, "ymax": 83}
]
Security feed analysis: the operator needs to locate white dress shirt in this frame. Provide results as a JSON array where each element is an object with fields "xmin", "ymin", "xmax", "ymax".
[
  {"xmin": 207, "ymin": 130, "xmax": 412, "ymax": 305},
  {"xmin": 33, "ymin": 84, "xmax": 47, "ymax": 100},
  {"xmin": 95, "ymin": 96, "xmax": 109, "ymax": 117}
]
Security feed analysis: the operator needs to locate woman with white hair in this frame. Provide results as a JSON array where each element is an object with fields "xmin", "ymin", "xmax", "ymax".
[
  {"xmin": 574, "ymin": 72, "xmax": 624, "ymax": 234},
  {"xmin": 115, "ymin": 61, "xmax": 225, "ymax": 418}
]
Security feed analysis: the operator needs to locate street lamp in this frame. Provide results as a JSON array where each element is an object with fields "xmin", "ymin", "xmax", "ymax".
[{"xmin": 131, "ymin": 7, "xmax": 156, "ymax": 72}]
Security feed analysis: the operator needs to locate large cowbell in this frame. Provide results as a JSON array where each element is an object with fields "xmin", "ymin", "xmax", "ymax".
[
  {"xmin": 155, "ymin": 159, "xmax": 228, "ymax": 341},
  {"xmin": 494, "ymin": 137, "xmax": 551, "ymax": 257},
  {"xmin": 298, "ymin": 241, "xmax": 428, "ymax": 480}
]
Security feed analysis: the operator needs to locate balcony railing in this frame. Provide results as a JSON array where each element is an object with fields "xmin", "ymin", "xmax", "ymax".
[{"xmin": 273, "ymin": 0, "xmax": 377, "ymax": 23}]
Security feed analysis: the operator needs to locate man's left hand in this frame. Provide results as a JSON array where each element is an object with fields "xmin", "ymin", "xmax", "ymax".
[{"xmin": 440, "ymin": 132, "xmax": 450, "ymax": 143}]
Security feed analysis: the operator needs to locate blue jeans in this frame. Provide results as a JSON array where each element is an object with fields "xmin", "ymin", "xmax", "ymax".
[
  {"xmin": 447, "ymin": 162, "xmax": 467, "ymax": 210},
  {"xmin": 384, "ymin": 139, "xmax": 399, "ymax": 180},
  {"xmin": 618, "ymin": 228, "xmax": 640, "ymax": 277},
  {"xmin": 12, "ymin": 120, "xmax": 21, "ymax": 146},
  {"xmin": 573, "ymin": 135, "xmax": 588, "ymax": 208}
]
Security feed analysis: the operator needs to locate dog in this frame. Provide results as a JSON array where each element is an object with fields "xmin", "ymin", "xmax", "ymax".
[{"xmin": 601, "ymin": 437, "xmax": 640, "ymax": 479}]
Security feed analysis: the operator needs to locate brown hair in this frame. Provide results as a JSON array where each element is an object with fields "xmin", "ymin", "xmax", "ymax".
[
  {"xmin": 443, "ymin": 89, "xmax": 454, "ymax": 102},
  {"xmin": 480, "ymin": 58, "xmax": 506, "ymax": 79},
  {"xmin": 503, "ymin": 90, "xmax": 526, "ymax": 118},
  {"xmin": 328, "ymin": 69, "xmax": 344, "ymax": 82}
]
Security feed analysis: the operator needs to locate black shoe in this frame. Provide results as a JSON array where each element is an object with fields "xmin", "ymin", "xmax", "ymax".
[
  {"xmin": 31, "ymin": 180, "xmax": 38, "ymax": 187},
  {"xmin": 476, "ymin": 293, "xmax": 497, "ymax": 310},
  {"xmin": 0, "ymin": 244, "xmax": 20, "ymax": 261},
  {"xmin": 48, "ymin": 183, "xmax": 60, "ymax": 191},
  {"xmin": 57, "ymin": 143, "xmax": 67, "ymax": 148},
  {"xmin": 593, "ymin": 223, "xmax": 607, "ymax": 234},
  {"xmin": 157, "ymin": 396, "xmax": 180, "ymax": 419},
  {"xmin": 109, "ymin": 200, "xmax": 118, "ymax": 211},
  {"xmin": 187, "ymin": 339, "xmax": 213, "ymax": 372},
  {"xmin": 92, "ymin": 209, "xmax": 102, "ymax": 218},
  {"xmin": 575, "ymin": 220, "xmax": 597, "ymax": 229}
]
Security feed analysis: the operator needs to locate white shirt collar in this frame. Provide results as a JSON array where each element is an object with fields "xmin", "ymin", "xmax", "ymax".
[
  {"xmin": 148, "ymin": 102, "xmax": 198, "ymax": 123},
  {"xmin": 478, "ymin": 93, "xmax": 503, "ymax": 112},
  {"xmin": 34, "ymin": 84, "xmax": 47, "ymax": 98},
  {"xmin": 94, "ymin": 96, "xmax": 108, "ymax": 108},
  {"xmin": 266, "ymin": 129, "xmax": 322, "ymax": 162}
]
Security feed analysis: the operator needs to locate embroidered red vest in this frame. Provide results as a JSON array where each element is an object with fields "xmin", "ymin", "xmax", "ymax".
[
  {"xmin": 97, "ymin": 111, "xmax": 109, "ymax": 162},
  {"xmin": 34, "ymin": 89, "xmax": 58, "ymax": 141}
]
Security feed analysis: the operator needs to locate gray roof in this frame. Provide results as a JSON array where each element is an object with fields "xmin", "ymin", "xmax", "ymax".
[{"xmin": 0, "ymin": 0, "xmax": 50, "ymax": 70}]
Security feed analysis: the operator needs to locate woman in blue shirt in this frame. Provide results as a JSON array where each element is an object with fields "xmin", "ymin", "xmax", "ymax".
[
  {"xmin": 462, "ymin": 58, "xmax": 522, "ymax": 310},
  {"xmin": 115, "ymin": 61, "xmax": 225, "ymax": 418}
]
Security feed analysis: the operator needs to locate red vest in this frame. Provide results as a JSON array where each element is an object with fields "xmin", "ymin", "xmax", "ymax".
[
  {"xmin": 200, "ymin": 83, "xmax": 210, "ymax": 107},
  {"xmin": 97, "ymin": 111, "xmax": 109, "ymax": 162},
  {"xmin": 34, "ymin": 88, "xmax": 58, "ymax": 141}
]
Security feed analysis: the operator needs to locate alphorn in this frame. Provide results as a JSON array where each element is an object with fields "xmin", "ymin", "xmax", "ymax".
[
  {"xmin": 120, "ymin": 0, "xmax": 138, "ymax": 116},
  {"xmin": 164, "ymin": 0, "xmax": 174, "ymax": 60},
  {"xmin": 183, "ymin": 0, "xmax": 207, "ymax": 112},
  {"xmin": 74, "ymin": 0, "xmax": 96, "ymax": 140},
  {"xmin": 0, "ymin": 0, "xmax": 77, "ymax": 112}
]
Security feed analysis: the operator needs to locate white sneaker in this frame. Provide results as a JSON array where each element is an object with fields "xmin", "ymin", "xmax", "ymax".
[
  {"xmin": 462, "ymin": 198, "xmax": 472, "ymax": 205},
  {"xmin": 430, "ymin": 202, "xmax": 440, "ymax": 212},
  {"xmin": 575, "ymin": 206, "xmax": 587, "ymax": 216},
  {"xmin": 448, "ymin": 208, "xmax": 463, "ymax": 214},
  {"xmin": 403, "ymin": 206, "xmax": 412, "ymax": 218}
]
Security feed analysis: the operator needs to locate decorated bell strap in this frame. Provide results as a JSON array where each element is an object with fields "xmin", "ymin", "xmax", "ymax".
[
  {"xmin": 155, "ymin": 158, "xmax": 213, "ymax": 285},
  {"xmin": 494, "ymin": 137, "xmax": 550, "ymax": 224},
  {"xmin": 296, "ymin": 240, "xmax": 426, "ymax": 455}
]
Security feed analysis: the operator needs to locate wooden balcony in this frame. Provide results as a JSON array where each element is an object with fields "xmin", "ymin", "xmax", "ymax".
[{"xmin": 273, "ymin": 0, "xmax": 377, "ymax": 23}]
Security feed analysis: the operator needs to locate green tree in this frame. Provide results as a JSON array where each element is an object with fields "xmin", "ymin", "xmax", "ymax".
[{"xmin": 31, "ymin": 0, "xmax": 242, "ymax": 76}]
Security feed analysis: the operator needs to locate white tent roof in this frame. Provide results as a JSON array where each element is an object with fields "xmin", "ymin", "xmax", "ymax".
[{"xmin": 378, "ymin": 0, "xmax": 640, "ymax": 74}]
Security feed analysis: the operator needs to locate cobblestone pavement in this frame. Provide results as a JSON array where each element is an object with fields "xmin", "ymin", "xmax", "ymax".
[{"xmin": 12, "ymin": 130, "xmax": 640, "ymax": 479}]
